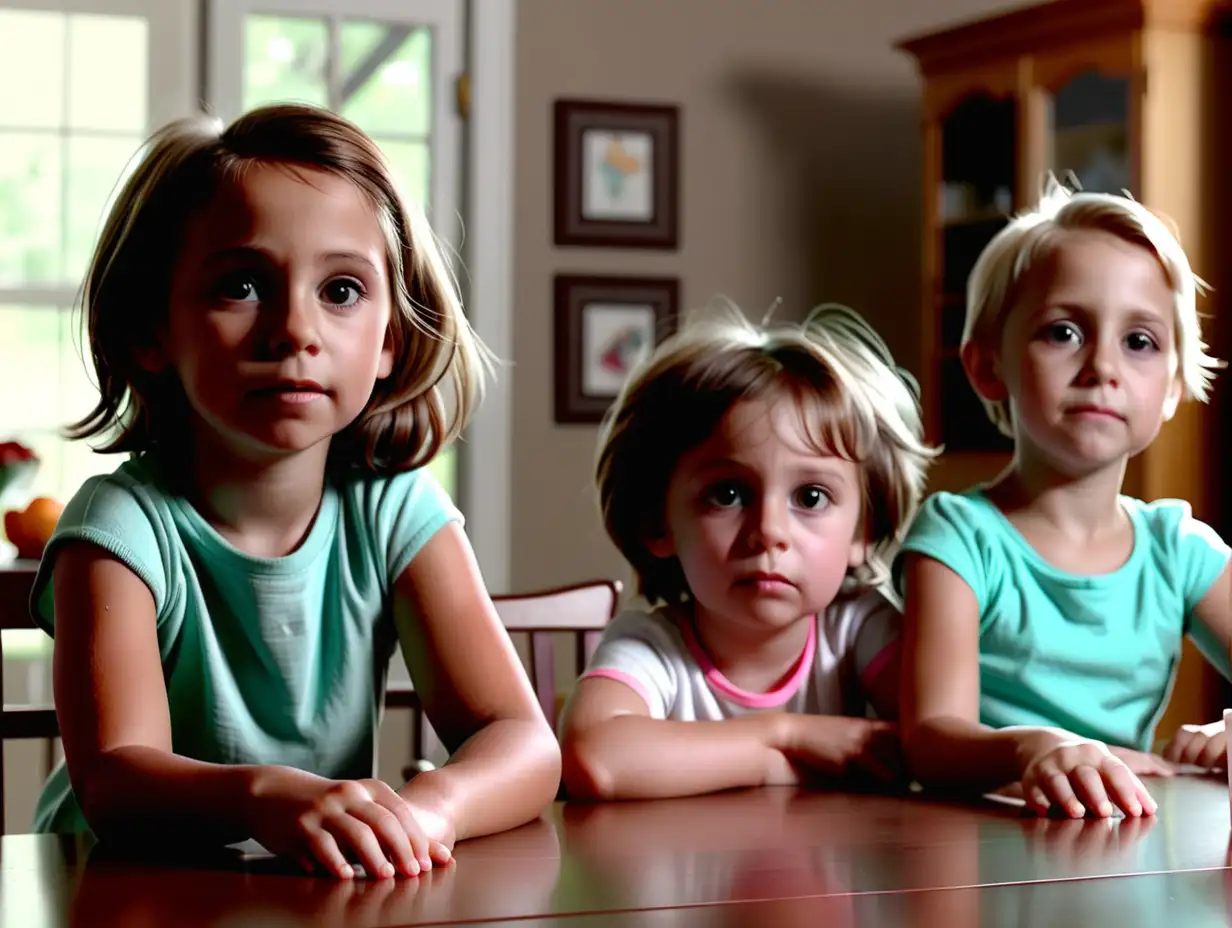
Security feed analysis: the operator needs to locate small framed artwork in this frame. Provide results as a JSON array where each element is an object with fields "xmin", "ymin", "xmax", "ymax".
[
  {"xmin": 553, "ymin": 99, "xmax": 680, "ymax": 250},
  {"xmin": 554, "ymin": 274, "xmax": 680, "ymax": 424}
]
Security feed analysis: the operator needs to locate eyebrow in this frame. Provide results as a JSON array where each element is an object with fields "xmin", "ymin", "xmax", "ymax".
[
  {"xmin": 693, "ymin": 457, "xmax": 853, "ymax": 486},
  {"xmin": 201, "ymin": 246, "xmax": 382, "ymax": 273}
]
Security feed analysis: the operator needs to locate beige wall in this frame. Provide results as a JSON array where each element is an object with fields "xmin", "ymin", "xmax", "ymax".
[{"xmin": 509, "ymin": 0, "xmax": 1030, "ymax": 595}]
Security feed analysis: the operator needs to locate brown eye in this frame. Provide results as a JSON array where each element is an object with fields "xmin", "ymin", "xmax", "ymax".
[
  {"xmin": 322, "ymin": 278, "xmax": 362, "ymax": 307},
  {"xmin": 214, "ymin": 272, "xmax": 260, "ymax": 302},
  {"xmin": 706, "ymin": 483, "xmax": 744, "ymax": 508},
  {"xmin": 793, "ymin": 486, "xmax": 829, "ymax": 510}
]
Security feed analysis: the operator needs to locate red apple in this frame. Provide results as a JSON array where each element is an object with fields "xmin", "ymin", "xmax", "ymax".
[{"xmin": 0, "ymin": 441, "xmax": 36, "ymax": 466}]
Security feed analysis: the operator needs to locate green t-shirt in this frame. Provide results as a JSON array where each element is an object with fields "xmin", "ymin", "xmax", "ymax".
[
  {"xmin": 28, "ymin": 455, "xmax": 460, "ymax": 833},
  {"xmin": 896, "ymin": 490, "xmax": 1230, "ymax": 750}
]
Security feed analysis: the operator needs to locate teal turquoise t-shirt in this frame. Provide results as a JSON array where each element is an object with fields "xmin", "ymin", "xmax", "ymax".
[
  {"xmin": 895, "ymin": 490, "xmax": 1231, "ymax": 751},
  {"xmin": 28, "ymin": 454, "xmax": 461, "ymax": 834}
]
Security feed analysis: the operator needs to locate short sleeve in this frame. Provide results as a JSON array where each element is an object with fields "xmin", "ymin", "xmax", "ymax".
[
  {"xmin": 848, "ymin": 589, "xmax": 903, "ymax": 690},
  {"xmin": 352, "ymin": 468, "xmax": 463, "ymax": 585},
  {"xmin": 29, "ymin": 463, "xmax": 172, "ymax": 635},
  {"xmin": 580, "ymin": 611, "xmax": 680, "ymax": 719},
  {"xmin": 1171, "ymin": 504, "xmax": 1230, "ymax": 612},
  {"xmin": 893, "ymin": 491, "xmax": 992, "ymax": 611}
]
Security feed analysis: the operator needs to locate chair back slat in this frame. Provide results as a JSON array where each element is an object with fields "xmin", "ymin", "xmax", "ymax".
[
  {"xmin": 398, "ymin": 579, "xmax": 622, "ymax": 778},
  {"xmin": 0, "ymin": 562, "xmax": 57, "ymax": 835}
]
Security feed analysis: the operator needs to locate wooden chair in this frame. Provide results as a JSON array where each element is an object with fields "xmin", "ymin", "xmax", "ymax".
[
  {"xmin": 393, "ymin": 578, "xmax": 623, "ymax": 779},
  {"xmin": 0, "ymin": 565, "xmax": 623, "ymax": 828},
  {"xmin": 0, "ymin": 562, "xmax": 57, "ymax": 835}
]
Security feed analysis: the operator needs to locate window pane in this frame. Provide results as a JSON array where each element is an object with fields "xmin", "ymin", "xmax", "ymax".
[
  {"xmin": 0, "ymin": 133, "xmax": 63, "ymax": 286},
  {"xmin": 0, "ymin": 307, "xmax": 63, "ymax": 432},
  {"xmin": 244, "ymin": 16, "xmax": 329, "ymax": 110},
  {"xmin": 57, "ymin": 307, "xmax": 97, "ymax": 428},
  {"xmin": 67, "ymin": 14, "xmax": 148, "ymax": 133},
  {"xmin": 0, "ymin": 10, "xmax": 64, "ymax": 129},
  {"xmin": 377, "ymin": 140, "xmax": 430, "ymax": 214},
  {"xmin": 426, "ymin": 446, "xmax": 454, "ymax": 500},
  {"xmin": 339, "ymin": 24, "xmax": 431, "ymax": 137},
  {"xmin": 66, "ymin": 135, "xmax": 141, "ymax": 284}
]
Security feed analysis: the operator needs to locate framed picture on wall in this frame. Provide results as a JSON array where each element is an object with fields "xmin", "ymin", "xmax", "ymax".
[
  {"xmin": 554, "ymin": 274, "xmax": 680, "ymax": 424},
  {"xmin": 553, "ymin": 99, "xmax": 680, "ymax": 249}
]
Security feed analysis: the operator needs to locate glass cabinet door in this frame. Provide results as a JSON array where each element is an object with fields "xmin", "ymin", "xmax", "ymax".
[
  {"xmin": 935, "ymin": 92, "xmax": 1016, "ymax": 453},
  {"xmin": 1046, "ymin": 68, "xmax": 1132, "ymax": 195}
]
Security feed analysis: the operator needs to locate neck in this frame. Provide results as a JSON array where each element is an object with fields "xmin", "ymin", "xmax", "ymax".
[
  {"xmin": 688, "ymin": 605, "xmax": 811, "ymax": 694},
  {"xmin": 991, "ymin": 442, "xmax": 1127, "ymax": 536},
  {"xmin": 183, "ymin": 427, "xmax": 331, "ymax": 558}
]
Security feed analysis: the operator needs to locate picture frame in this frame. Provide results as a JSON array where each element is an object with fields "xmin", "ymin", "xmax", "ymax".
[
  {"xmin": 554, "ymin": 274, "xmax": 680, "ymax": 424},
  {"xmin": 553, "ymin": 99, "xmax": 680, "ymax": 250}
]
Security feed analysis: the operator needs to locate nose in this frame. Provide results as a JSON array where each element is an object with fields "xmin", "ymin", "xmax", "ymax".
[
  {"xmin": 747, "ymin": 499, "xmax": 790, "ymax": 554},
  {"xmin": 1078, "ymin": 336, "xmax": 1119, "ymax": 387},
  {"xmin": 267, "ymin": 286, "xmax": 321, "ymax": 358}
]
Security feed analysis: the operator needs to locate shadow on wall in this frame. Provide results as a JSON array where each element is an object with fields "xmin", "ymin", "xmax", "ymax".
[{"xmin": 721, "ymin": 67, "xmax": 924, "ymax": 375}]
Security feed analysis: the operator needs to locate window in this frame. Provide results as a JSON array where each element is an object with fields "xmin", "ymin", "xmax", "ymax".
[{"xmin": 0, "ymin": 0, "xmax": 194, "ymax": 516}]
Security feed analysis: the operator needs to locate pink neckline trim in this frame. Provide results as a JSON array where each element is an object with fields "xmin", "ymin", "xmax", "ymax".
[{"xmin": 678, "ymin": 613, "xmax": 816, "ymax": 709}]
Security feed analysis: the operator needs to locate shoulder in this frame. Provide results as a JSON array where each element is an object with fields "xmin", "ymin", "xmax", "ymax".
[
  {"xmin": 895, "ymin": 489, "xmax": 1006, "ymax": 601},
  {"xmin": 1125, "ymin": 497, "xmax": 1225, "ymax": 550},
  {"xmin": 36, "ymin": 457, "xmax": 175, "ymax": 614},
  {"xmin": 336, "ymin": 465, "xmax": 464, "ymax": 581},
  {"xmin": 908, "ymin": 490, "xmax": 998, "ymax": 534},
  {"xmin": 598, "ymin": 607, "xmax": 687, "ymax": 653},
  {"xmin": 1125, "ymin": 496, "xmax": 1230, "ymax": 606}
]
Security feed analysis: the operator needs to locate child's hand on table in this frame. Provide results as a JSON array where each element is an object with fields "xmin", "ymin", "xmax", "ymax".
[
  {"xmin": 1107, "ymin": 746, "xmax": 1175, "ymax": 777},
  {"xmin": 780, "ymin": 716, "xmax": 905, "ymax": 786},
  {"xmin": 1017, "ymin": 730, "xmax": 1157, "ymax": 819},
  {"xmin": 1161, "ymin": 720, "xmax": 1227, "ymax": 771},
  {"xmin": 244, "ymin": 766, "xmax": 453, "ymax": 879}
]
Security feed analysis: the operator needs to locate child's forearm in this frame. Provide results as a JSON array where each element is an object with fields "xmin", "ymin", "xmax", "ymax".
[
  {"xmin": 904, "ymin": 716, "xmax": 1038, "ymax": 791},
  {"xmin": 73, "ymin": 745, "xmax": 258, "ymax": 846},
  {"xmin": 562, "ymin": 714, "xmax": 788, "ymax": 800},
  {"xmin": 399, "ymin": 717, "xmax": 561, "ymax": 842}
]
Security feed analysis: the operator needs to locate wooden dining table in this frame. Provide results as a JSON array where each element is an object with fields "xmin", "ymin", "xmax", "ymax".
[{"xmin": 1, "ymin": 774, "xmax": 1230, "ymax": 926}]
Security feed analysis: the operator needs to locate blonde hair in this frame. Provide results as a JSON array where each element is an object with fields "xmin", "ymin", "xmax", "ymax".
[
  {"xmin": 596, "ymin": 301, "xmax": 938, "ymax": 606},
  {"xmin": 963, "ymin": 180, "xmax": 1222, "ymax": 436},
  {"xmin": 70, "ymin": 103, "xmax": 492, "ymax": 474}
]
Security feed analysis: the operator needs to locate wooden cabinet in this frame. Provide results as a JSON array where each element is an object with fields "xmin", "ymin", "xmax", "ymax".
[{"xmin": 898, "ymin": 0, "xmax": 1232, "ymax": 740}]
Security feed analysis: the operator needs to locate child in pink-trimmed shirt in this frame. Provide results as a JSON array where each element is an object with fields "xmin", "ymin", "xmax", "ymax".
[{"xmin": 559, "ymin": 302, "xmax": 937, "ymax": 800}]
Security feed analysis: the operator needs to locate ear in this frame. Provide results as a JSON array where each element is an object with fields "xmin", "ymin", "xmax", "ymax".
[
  {"xmin": 847, "ymin": 536, "xmax": 867, "ymax": 571},
  {"xmin": 377, "ymin": 326, "xmax": 395, "ymax": 380},
  {"xmin": 961, "ymin": 339, "xmax": 1007, "ymax": 403},
  {"xmin": 1162, "ymin": 375, "xmax": 1182, "ymax": 421}
]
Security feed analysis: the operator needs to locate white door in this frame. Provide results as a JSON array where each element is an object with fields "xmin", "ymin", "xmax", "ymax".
[
  {"xmin": 0, "ymin": 0, "xmax": 196, "ymax": 517},
  {"xmin": 204, "ymin": 1, "xmax": 466, "ymax": 501}
]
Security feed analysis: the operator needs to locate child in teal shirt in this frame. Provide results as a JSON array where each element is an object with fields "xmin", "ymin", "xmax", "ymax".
[
  {"xmin": 897, "ymin": 182, "xmax": 1231, "ymax": 820},
  {"xmin": 29, "ymin": 103, "xmax": 559, "ymax": 878}
]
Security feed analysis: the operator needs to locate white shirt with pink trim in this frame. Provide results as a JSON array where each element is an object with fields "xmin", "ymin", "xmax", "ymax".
[{"xmin": 580, "ymin": 588, "xmax": 900, "ymax": 720}]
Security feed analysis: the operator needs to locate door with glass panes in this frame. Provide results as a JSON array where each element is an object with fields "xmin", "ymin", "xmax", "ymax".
[{"xmin": 205, "ymin": 0, "xmax": 464, "ymax": 500}]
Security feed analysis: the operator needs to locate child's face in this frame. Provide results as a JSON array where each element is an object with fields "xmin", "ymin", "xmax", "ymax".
[
  {"xmin": 648, "ymin": 392, "xmax": 866, "ymax": 632},
  {"xmin": 986, "ymin": 229, "xmax": 1180, "ymax": 475},
  {"xmin": 158, "ymin": 163, "xmax": 394, "ymax": 460}
]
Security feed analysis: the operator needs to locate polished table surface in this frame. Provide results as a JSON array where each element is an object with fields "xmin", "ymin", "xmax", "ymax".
[{"xmin": 1, "ymin": 775, "xmax": 1230, "ymax": 926}]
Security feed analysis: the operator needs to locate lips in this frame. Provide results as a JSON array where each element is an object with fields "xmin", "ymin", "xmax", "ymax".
[
  {"xmin": 1066, "ymin": 404, "xmax": 1124, "ymax": 421},
  {"xmin": 736, "ymin": 571, "xmax": 794, "ymax": 587},
  {"xmin": 249, "ymin": 379, "xmax": 328, "ymax": 396}
]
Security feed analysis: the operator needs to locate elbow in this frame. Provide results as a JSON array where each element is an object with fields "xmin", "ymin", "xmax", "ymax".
[
  {"xmin": 71, "ymin": 753, "xmax": 132, "ymax": 843},
  {"xmin": 560, "ymin": 736, "xmax": 619, "ymax": 802}
]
